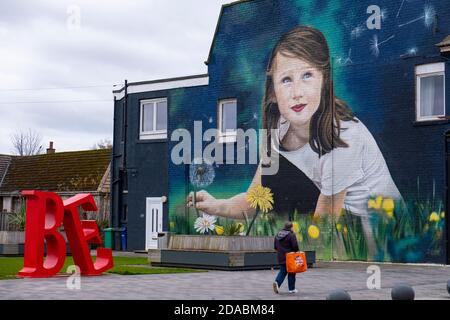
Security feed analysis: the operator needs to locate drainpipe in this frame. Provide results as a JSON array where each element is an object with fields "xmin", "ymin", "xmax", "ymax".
[
  {"xmin": 112, "ymin": 80, "xmax": 128, "ymax": 229},
  {"xmin": 110, "ymin": 96, "xmax": 116, "ymax": 228},
  {"xmin": 123, "ymin": 80, "xmax": 128, "ymax": 174},
  {"xmin": 120, "ymin": 80, "xmax": 128, "ymax": 230},
  {"xmin": 446, "ymin": 131, "xmax": 450, "ymax": 265}
]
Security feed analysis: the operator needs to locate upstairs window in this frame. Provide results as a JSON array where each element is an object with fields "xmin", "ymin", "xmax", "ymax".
[
  {"xmin": 140, "ymin": 98, "xmax": 168, "ymax": 140},
  {"xmin": 218, "ymin": 99, "xmax": 237, "ymax": 143},
  {"xmin": 416, "ymin": 63, "xmax": 445, "ymax": 122}
]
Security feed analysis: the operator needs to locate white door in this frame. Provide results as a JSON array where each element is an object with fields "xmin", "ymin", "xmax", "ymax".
[{"xmin": 146, "ymin": 197, "xmax": 163, "ymax": 250}]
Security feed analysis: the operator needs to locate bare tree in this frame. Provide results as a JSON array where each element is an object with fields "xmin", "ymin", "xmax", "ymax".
[
  {"xmin": 11, "ymin": 129, "xmax": 43, "ymax": 156},
  {"xmin": 91, "ymin": 138, "xmax": 112, "ymax": 150}
]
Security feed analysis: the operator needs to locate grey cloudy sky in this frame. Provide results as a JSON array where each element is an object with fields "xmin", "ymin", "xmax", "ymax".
[{"xmin": 0, "ymin": 0, "xmax": 230, "ymax": 154}]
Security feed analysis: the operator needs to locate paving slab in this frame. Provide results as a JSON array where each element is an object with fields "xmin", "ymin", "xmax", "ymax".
[{"xmin": 1, "ymin": 261, "xmax": 449, "ymax": 300}]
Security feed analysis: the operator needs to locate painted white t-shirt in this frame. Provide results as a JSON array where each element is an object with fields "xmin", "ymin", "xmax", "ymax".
[{"xmin": 272, "ymin": 117, "xmax": 402, "ymax": 216}]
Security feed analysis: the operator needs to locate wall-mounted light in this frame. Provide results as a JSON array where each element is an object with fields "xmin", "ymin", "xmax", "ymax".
[{"xmin": 436, "ymin": 35, "xmax": 450, "ymax": 55}]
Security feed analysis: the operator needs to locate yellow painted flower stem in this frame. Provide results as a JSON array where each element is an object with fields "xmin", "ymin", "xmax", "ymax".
[
  {"xmin": 246, "ymin": 209, "xmax": 260, "ymax": 236},
  {"xmin": 242, "ymin": 211, "xmax": 250, "ymax": 232}
]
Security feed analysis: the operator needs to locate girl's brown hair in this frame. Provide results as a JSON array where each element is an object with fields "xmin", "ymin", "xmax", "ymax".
[{"xmin": 263, "ymin": 26, "xmax": 357, "ymax": 159}]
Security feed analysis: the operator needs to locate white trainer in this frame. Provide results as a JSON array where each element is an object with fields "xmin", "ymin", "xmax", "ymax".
[{"xmin": 289, "ymin": 289, "xmax": 298, "ymax": 294}]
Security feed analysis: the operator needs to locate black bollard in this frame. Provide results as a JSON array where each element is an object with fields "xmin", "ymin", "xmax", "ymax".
[
  {"xmin": 326, "ymin": 289, "xmax": 352, "ymax": 300},
  {"xmin": 391, "ymin": 284, "xmax": 415, "ymax": 300}
]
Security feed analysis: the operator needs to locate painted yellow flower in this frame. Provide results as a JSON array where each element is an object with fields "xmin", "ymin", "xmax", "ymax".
[
  {"xmin": 246, "ymin": 184, "xmax": 274, "ymax": 214},
  {"xmin": 236, "ymin": 223, "xmax": 245, "ymax": 233},
  {"xmin": 215, "ymin": 225, "xmax": 224, "ymax": 235},
  {"xmin": 336, "ymin": 223, "xmax": 342, "ymax": 232},
  {"xmin": 368, "ymin": 196, "xmax": 383, "ymax": 210},
  {"xmin": 382, "ymin": 198, "xmax": 394, "ymax": 211},
  {"xmin": 429, "ymin": 212, "xmax": 440, "ymax": 223},
  {"xmin": 292, "ymin": 222, "xmax": 300, "ymax": 234},
  {"xmin": 441, "ymin": 212, "xmax": 445, "ymax": 219},
  {"xmin": 343, "ymin": 226, "xmax": 348, "ymax": 235},
  {"xmin": 382, "ymin": 198, "xmax": 395, "ymax": 218},
  {"xmin": 308, "ymin": 225, "xmax": 320, "ymax": 239}
]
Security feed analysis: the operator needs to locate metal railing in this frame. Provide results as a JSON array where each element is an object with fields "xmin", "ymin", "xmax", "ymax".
[{"xmin": 0, "ymin": 212, "xmax": 19, "ymax": 231}]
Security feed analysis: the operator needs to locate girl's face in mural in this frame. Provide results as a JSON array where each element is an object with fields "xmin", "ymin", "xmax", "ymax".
[{"xmin": 272, "ymin": 52, "xmax": 323, "ymax": 128}]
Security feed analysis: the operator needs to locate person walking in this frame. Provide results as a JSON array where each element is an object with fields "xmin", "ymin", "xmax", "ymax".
[{"xmin": 273, "ymin": 221, "xmax": 299, "ymax": 294}]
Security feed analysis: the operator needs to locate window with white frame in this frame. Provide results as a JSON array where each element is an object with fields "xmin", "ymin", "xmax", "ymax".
[
  {"xmin": 416, "ymin": 63, "xmax": 446, "ymax": 122},
  {"xmin": 140, "ymin": 98, "xmax": 168, "ymax": 140},
  {"xmin": 218, "ymin": 99, "xmax": 237, "ymax": 143}
]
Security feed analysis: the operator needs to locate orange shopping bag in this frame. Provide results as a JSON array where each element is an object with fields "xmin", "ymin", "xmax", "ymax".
[{"xmin": 286, "ymin": 251, "xmax": 308, "ymax": 273}]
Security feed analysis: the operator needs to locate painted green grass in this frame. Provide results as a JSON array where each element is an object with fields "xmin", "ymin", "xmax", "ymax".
[{"xmin": 0, "ymin": 256, "xmax": 204, "ymax": 280}]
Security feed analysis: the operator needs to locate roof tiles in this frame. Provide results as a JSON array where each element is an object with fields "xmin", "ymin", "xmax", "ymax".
[{"xmin": 0, "ymin": 149, "xmax": 111, "ymax": 193}]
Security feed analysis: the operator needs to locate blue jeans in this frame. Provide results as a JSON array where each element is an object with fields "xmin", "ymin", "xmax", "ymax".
[{"xmin": 275, "ymin": 264, "xmax": 296, "ymax": 291}]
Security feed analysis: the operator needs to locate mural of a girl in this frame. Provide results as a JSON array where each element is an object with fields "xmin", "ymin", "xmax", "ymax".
[{"xmin": 188, "ymin": 25, "xmax": 403, "ymax": 251}]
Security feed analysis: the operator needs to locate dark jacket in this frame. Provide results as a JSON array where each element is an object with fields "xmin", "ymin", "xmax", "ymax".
[{"xmin": 274, "ymin": 228, "xmax": 299, "ymax": 264}]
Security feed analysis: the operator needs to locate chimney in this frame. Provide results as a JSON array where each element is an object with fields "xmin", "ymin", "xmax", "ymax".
[{"xmin": 46, "ymin": 141, "xmax": 55, "ymax": 154}]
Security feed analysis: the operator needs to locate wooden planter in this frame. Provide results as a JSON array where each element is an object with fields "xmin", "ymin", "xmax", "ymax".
[
  {"xmin": 169, "ymin": 235, "xmax": 275, "ymax": 251},
  {"xmin": 149, "ymin": 234, "xmax": 316, "ymax": 270}
]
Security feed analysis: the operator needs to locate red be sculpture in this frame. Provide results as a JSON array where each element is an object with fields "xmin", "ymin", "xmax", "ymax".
[{"xmin": 18, "ymin": 191, "xmax": 113, "ymax": 278}]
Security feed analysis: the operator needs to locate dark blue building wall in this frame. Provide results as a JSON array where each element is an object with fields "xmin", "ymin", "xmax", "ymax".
[
  {"xmin": 209, "ymin": 0, "xmax": 450, "ymax": 195},
  {"xmin": 113, "ymin": 90, "xmax": 170, "ymax": 251},
  {"xmin": 113, "ymin": 0, "xmax": 450, "ymax": 259},
  {"xmin": 181, "ymin": 0, "xmax": 450, "ymax": 226},
  {"xmin": 204, "ymin": 0, "xmax": 450, "ymax": 202}
]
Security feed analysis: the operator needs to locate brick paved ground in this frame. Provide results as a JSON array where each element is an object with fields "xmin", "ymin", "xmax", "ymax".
[{"xmin": 1, "ymin": 261, "xmax": 449, "ymax": 300}]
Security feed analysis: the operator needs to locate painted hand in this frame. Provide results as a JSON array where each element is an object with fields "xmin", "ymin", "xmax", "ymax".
[{"xmin": 187, "ymin": 190, "xmax": 219, "ymax": 216}]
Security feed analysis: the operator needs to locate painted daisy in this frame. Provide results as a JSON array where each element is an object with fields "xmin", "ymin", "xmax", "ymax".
[{"xmin": 194, "ymin": 213, "xmax": 217, "ymax": 234}]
